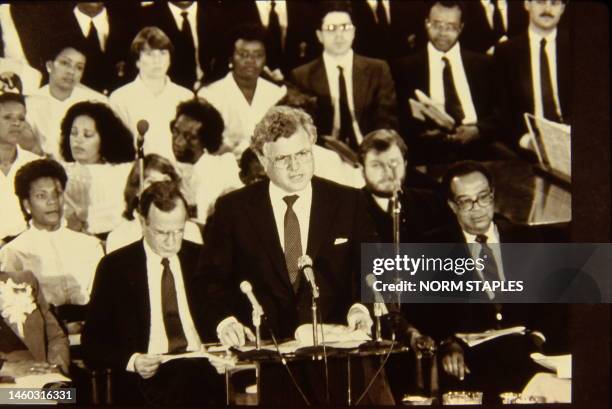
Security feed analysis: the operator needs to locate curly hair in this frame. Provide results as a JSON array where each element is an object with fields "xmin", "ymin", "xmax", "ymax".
[
  {"xmin": 123, "ymin": 154, "xmax": 182, "ymax": 220},
  {"xmin": 173, "ymin": 98, "xmax": 224, "ymax": 154},
  {"xmin": 251, "ymin": 106, "xmax": 317, "ymax": 155},
  {"xmin": 14, "ymin": 159, "xmax": 67, "ymax": 221},
  {"xmin": 60, "ymin": 101, "xmax": 135, "ymax": 164}
]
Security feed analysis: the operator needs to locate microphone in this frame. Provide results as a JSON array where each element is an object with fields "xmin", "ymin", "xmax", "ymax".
[
  {"xmin": 298, "ymin": 255, "xmax": 319, "ymax": 298},
  {"xmin": 239, "ymin": 281, "xmax": 263, "ymax": 316},
  {"xmin": 136, "ymin": 119, "xmax": 149, "ymax": 150}
]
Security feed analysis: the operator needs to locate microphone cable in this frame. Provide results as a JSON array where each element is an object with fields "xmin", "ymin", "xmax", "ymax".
[{"xmin": 354, "ymin": 338, "xmax": 395, "ymax": 405}]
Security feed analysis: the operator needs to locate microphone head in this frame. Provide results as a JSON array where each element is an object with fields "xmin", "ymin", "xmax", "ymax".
[
  {"xmin": 365, "ymin": 274, "xmax": 377, "ymax": 288},
  {"xmin": 136, "ymin": 119, "xmax": 149, "ymax": 136},
  {"xmin": 239, "ymin": 280, "xmax": 252, "ymax": 294},
  {"xmin": 297, "ymin": 255, "xmax": 313, "ymax": 271}
]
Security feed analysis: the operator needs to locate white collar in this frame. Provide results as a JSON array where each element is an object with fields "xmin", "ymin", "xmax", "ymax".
[
  {"xmin": 528, "ymin": 26, "xmax": 558, "ymax": 44},
  {"xmin": 269, "ymin": 179, "xmax": 312, "ymax": 204},
  {"xmin": 73, "ymin": 5, "xmax": 108, "ymax": 24},
  {"xmin": 427, "ymin": 41, "xmax": 461, "ymax": 61},
  {"xmin": 322, "ymin": 49, "xmax": 354, "ymax": 70},
  {"xmin": 142, "ymin": 236, "xmax": 179, "ymax": 265},
  {"xmin": 462, "ymin": 221, "xmax": 499, "ymax": 244},
  {"xmin": 168, "ymin": 1, "xmax": 197, "ymax": 17}
]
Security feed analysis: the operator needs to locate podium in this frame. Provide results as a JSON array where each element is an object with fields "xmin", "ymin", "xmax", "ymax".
[{"xmin": 227, "ymin": 342, "xmax": 409, "ymax": 406}]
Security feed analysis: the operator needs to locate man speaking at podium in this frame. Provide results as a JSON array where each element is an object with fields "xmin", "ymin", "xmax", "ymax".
[{"xmin": 196, "ymin": 106, "xmax": 393, "ymax": 404}]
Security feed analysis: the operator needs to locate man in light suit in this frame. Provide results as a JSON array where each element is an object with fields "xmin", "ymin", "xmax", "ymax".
[
  {"xmin": 196, "ymin": 106, "xmax": 394, "ymax": 404},
  {"xmin": 291, "ymin": 2, "xmax": 398, "ymax": 154},
  {"xmin": 82, "ymin": 181, "xmax": 224, "ymax": 405},
  {"xmin": 0, "ymin": 270, "xmax": 69, "ymax": 377}
]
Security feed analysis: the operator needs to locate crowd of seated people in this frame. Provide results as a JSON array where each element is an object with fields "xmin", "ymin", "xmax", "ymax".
[{"xmin": 1, "ymin": 0, "xmax": 573, "ymax": 405}]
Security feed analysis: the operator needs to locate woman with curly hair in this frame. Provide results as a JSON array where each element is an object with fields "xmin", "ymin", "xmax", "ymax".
[
  {"xmin": 59, "ymin": 101, "xmax": 135, "ymax": 238},
  {"xmin": 105, "ymin": 154, "xmax": 202, "ymax": 253}
]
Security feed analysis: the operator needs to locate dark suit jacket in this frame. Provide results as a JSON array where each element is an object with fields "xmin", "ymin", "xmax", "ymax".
[
  {"xmin": 224, "ymin": 1, "xmax": 320, "ymax": 76},
  {"xmin": 291, "ymin": 54, "xmax": 398, "ymax": 139},
  {"xmin": 82, "ymin": 240, "xmax": 206, "ymax": 370},
  {"xmin": 141, "ymin": 1, "xmax": 228, "ymax": 88},
  {"xmin": 394, "ymin": 46, "xmax": 501, "ymax": 148},
  {"xmin": 196, "ymin": 177, "xmax": 378, "ymax": 340},
  {"xmin": 461, "ymin": 1, "xmax": 527, "ymax": 54},
  {"xmin": 493, "ymin": 31, "xmax": 571, "ymax": 147},
  {"xmin": 352, "ymin": 0, "xmax": 428, "ymax": 61},
  {"xmin": 0, "ymin": 271, "xmax": 69, "ymax": 373},
  {"xmin": 362, "ymin": 187, "xmax": 454, "ymax": 243},
  {"xmin": 46, "ymin": 2, "xmax": 141, "ymax": 94}
]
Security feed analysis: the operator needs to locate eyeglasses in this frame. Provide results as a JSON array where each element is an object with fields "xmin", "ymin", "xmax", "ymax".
[
  {"xmin": 533, "ymin": 0, "xmax": 565, "ymax": 6},
  {"xmin": 270, "ymin": 149, "xmax": 313, "ymax": 169},
  {"xmin": 321, "ymin": 23, "xmax": 355, "ymax": 33},
  {"xmin": 426, "ymin": 20, "xmax": 462, "ymax": 33},
  {"xmin": 453, "ymin": 190, "xmax": 494, "ymax": 211},
  {"xmin": 149, "ymin": 227, "xmax": 185, "ymax": 240}
]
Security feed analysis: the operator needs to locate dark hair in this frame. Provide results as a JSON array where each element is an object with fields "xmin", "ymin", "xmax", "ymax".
[
  {"xmin": 139, "ymin": 180, "xmax": 188, "ymax": 220},
  {"xmin": 14, "ymin": 159, "xmax": 67, "ymax": 221},
  {"xmin": 239, "ymin": 147, "xmax": 267, "ymax": 185},
  {"xmin": 60, "ymin": 101, "xmax": 135, "ymax": 164},
  {"xmin": 359, "ymin": 129, "xmax": 408, "ymax": 165},
  {"xmin": 441, "ymin": 160, "xmax": 494, "ymax": 200},
  {"xmin": 123, "ymin": 154, "xmax": 181, "ymax": 220},
  {"xmin": 130, "ymin": 26, "xmax": 174, "ymax": 62},
  {"xmin": 173, "ymin": 98, "xmax": 224, "ymax": 154},
  {"xmin": 318, "ymin": 1, "xmax": 353, "ymax": 28},
  {"xmin": 46, "ymin": 39, "xmax": 87, "ymax": 64},
  {"xmin": 228, "ymin": 23, "xmax": 267, "ymax": 56},
  {"xmin": 426, "ymin": 1, "xmax": 465, "ymax": 21},
  {"xmin": 0, "ymin": 92, "xmax": 25, "ymax": 106}
]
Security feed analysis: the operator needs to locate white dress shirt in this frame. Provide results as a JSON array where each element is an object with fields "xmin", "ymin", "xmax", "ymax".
[
  {"xmin": 109, "ymin": 76, "xmax": 193, "ymax": 161},
  {"xmin": 480, "ymin": 0, "xmax": 508, "ymax": 31},
  {"xmin": 198, "ymin": 73, "xmax": 286, "ymax": 157},
  {"xmin": 0, "ymin": 146, "xmax": 40, "ymax": 239},
  {"xmin": 26, "ymin": 84, "xmax": 107, "ymax": 160},
  {"xmin": 73, "ymin": 6, "xmax": 109, "ymax": 52},
  {"xmin": 462, "ymin": 222, "xmax": 506, "ymax": 283},
  {"xmin": 528, "ymin": 27, "xmax": 562, "ymax": 121},
  {"xmin": 366, "ymin": 0, "xmax": 391, "ymax": 24},
  {"xmin": 167, "ymin": 2, "xmax": 202, "ymax": 81},
  {"xmin": 322, "ymin": 50, "xmax": 363, "ymax": 143},
  {"xmin": 0, "ymin": 220, "xmax": 104, "ymax": 305},
  {"xmin": 427, "ymin": 42, "xmax": 478, "ymax": 125},
  {"xmin": 0, "ymin": 4, "xmax": 27, "ymax": 61}
]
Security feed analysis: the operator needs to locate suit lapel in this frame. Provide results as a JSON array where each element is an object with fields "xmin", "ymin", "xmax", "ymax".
[
  {"xmin": 126, "ymin": 242, "xmax": 151, "ymax": 340},
  {"xmin": 306, "ymin": 178, "xmax": 337, "ymax": 260},
  {"xmin": 556, "ymin": 31, "xmax": 570, "ymax": 118},
  {"xmin": 310, "ymin": 58, "xmax": 331, "ymax": 97},
  {"xmin": 352, "ymin": 55, "xmax": 368, "ymax": 120},
  {"xmin": 518, "ymin": 35, "xmax": 534, "ymax": 113},
  {"xmin": 21, "ymin": 308, "xmax": 46, "ymax": 362},
  {"xmin": 245, "ymin": 182, "xmax": 294, "ymax": 293}
]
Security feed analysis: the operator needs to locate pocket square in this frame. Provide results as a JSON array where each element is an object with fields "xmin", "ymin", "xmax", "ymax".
[{"xmin": 334, "ymin": 237, "xmax": 348, "ymax": 245}]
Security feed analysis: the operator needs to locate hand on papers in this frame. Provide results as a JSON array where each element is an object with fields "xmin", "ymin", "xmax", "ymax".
[
  {"xmin": 134, "ymin": 354, "xmax": 162, "ymax": 379},
  {"xmin": 217, "ymin": 320, "xmax": 255, "ymax": 347},
  {"xmin": 448, "ymin": 125, "xmax": 480, "ymax": 145},
  {"xmin": 440, "ymin": 341, "xmax": 471, "ymax": 381},
  {"xmin": 347, "ymin": 307, "xmax": 373, "ymax": 335},
  {"xmin": 410, "ymin": 90, "xmax": 456, "ymax": 131}
]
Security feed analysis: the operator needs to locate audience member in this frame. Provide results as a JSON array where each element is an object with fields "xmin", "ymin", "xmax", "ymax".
[
  {"xmin": 0, "ymin": 159, "xmax": 103, "ymax": 311},
  {"xmin": 291, "ymin": 2, "xmax": 398, "ymax": 154},
  {"xmin": 105, "ymin": 154, "xmax": 202, "ymax": 253},
  {"xmin": 59, "ymin": 101, "xmax": 134, "ymax": 236},
  {"xmin": 26, "ymin": 43, "xmax": 107, "ymax": 160},
  {"xmin": 110, "ymin": 27, "xmax": 193, "ymax": 161},
  {"xmin": 83, "ymin": 181, "xmax": 226, "ymax": 405},
  {"xmin": 0, "ymin": 93, "xmax": 39, "ymax": 246},
  {"xmin": 170, "ymin": 98, "xmax": 242, "ymax": 223}
]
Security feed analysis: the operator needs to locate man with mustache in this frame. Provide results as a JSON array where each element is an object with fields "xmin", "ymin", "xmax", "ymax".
[{"xmin": 494, "ymin": 0, "xmax": 569, "ymax": 153}]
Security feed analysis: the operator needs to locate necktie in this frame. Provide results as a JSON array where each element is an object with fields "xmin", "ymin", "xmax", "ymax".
[
  {"xmin": 376, "ymin": 0, "xmax": 389, "ymax": 29},
  {"xmin": 442, "ymin": 57, "xmax": 465, "ymax": 126},
  {"xmin": 161, "ymin": 258, "xmax": 188, "ymax": 353},
  {"xmin": 338, "ymin": 66, "xmax": 358, "ymax": 151},
  {"xmin": 492, "ymin": 0, "xmax": 505, "ymax": 39},
  {"xmin": 283, "ymin": 195, "xmax": 302, "ymax": 292},
  {"xmin": 475, "ymin": 234, "xmax": 500, "ymax": 282},
  {"xmin": 266, "ymin": 0, "xmax": 282, "ymax": 70},
  {"xmin": 540, "ymin": 38, "xmax": 560, "ymax": 122},
  {"xmin": 86, "ymin": 20, "xmax": 102, "ymax": 54},
  {"xmin": 180, "ymin": 11, "xmax": 197, "ymax": 86}
]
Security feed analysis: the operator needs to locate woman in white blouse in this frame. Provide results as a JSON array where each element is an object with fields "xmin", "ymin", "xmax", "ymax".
[
  {"xmin": 198, "ymin": 24, "xmax": 286, "ymax": 158},
  {"xmin": 59, "ymin": 101, "xmax": 135, "ymax": 238}
]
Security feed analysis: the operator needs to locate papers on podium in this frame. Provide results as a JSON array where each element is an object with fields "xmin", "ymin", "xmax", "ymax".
[
  {"xmin": 531, "ymin": 353, "xmax": 572, "ymax": 379},
  {"xmin": 455, "ymin": 326, "xmax": 527, "ymax": 348},
  {"xmin": 524, "ymin": 113, "xmax": 571, "ymax": 181},
  {"xmin": 159, "ymin": 346, "xmax": 236, "ymax": 367},
  {"xmin": 409, "ymin": 89, "xmax": 456, "ymax": 131},
  {"xmin": 294, "ymin": 324, "xmax": 371, "ymax": 349},
  {"xmin": 0, "ymin": 372, "xmax": 71, "ymax": 389}
]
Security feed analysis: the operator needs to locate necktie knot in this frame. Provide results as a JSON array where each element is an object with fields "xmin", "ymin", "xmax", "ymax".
[
  {"xmin": 161, "ymin": 257, "xmax": 170, "ymax": 269},
  {"xmin": 442, "ymin": 56, "xmax": 450, "ymax": 66},
  {"xmin": 283, "ymin": 195, "xmax": 299, "ymax": 208},
  {"xmin": 181, "ymin": 10, "xmax": 188, "ymax": 19},
  {"xmin": 540, "ymin": 38, "xmax": 547, "ymax": 48},
  {"xmin": 475, "ymin": 234, "xmax": 488, "ymax": 244},
  {"xmin": 337, "ymin": 65, "xmax": 344, "ymax": 74},
  {"xmin": 270, "ymin": 0, "xmax": 276, "ymax": 11}
]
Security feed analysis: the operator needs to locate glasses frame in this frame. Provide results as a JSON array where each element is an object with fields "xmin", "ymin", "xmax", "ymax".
[{"xmin": 453, "ymin": 190, "xmax": 495, "ymax": 212}]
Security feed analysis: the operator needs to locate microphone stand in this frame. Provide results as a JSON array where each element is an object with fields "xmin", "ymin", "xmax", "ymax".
[
  {"xmin": 373, "ymin": 303, "xmax": 384, "ymax": 342},
  {"xmin": 136, "ymin": 135, "xmax": 145, "ymax": 195},
  {"xmin": 390, "ymin": 176, "xmax": 402, "ymax": 310},
  {"xmin": 253, "ymin": 308, "xmax": 263, "ymax": 350},
  {"xmin": 311, "ymin": 282, "xmax": 320, "ymax": 348}
]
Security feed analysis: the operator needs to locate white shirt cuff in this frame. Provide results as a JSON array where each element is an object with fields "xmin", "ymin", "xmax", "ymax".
[
  {"xmin": 216, "ymin": 316, "xmax": 239, "ymax": 338},
  {"xmin": 126, "ymin": 353, "xmax": 140, "ymax": 372},
  {"xmin": 347, "ymin": 303, "xmax": 370, "ymax": 320}
]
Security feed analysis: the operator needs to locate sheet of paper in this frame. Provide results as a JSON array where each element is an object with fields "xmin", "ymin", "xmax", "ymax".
[
  {"xmin": 455, "ymin": 326, "xmax": 526, "ymax": 347},
  {"xmin": 525, "ymin": 113, "xmax": 571, "ymax": 178},
  {"xmin": 531, "ymin": 353, "xmax": 572, "ymax": 379},
  {"xmin": 0, "ymin": 373, "xmax": 71, "ymax": 389},
  {"xmin": 294, "ymin": 324, "xmax": 370, "ymax": 347},
  {"xmin": 159, "ymin": 350, "xmax": 236, "ymax": 367}
]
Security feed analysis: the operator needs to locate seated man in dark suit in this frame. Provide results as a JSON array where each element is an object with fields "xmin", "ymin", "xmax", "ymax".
[
  {"xmin": 395, "ymin": 1, "xmax": 515, "ymax": 164},
  {"xmin": 414, "ymin": 161, "xmax": 566, "ymax": 402},
  {"xmin": 1, "ymin": 270, "xmax": 69, "ymax": 377},
  {"xmin": 494, "ymin": 0, "xmax": 569, "ymax": 153},
  {"xmin": 359, "ymin": 128, "xmax": 453, "ymax": 242},
  {"xmin": 82, "ymin": 181, "xmax": 225, "ymax": 405},
  {"xmin": 291, "ymin": 1, "xmax": 398, "ymax": 155}
]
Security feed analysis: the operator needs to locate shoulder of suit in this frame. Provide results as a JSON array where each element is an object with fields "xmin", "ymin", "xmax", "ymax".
[
  {"xmin": 313, "ymin": 176, "xmax": 362, "ymax": 198},
  {"xmin": 292, "ymin": 58, "xmax": 322, "ymax": 76},
  {"xmin": 180, "ymin": 239, "xmax": 203, "ymax": 255},
  {"xmin": 102, "ymin": 240, "xmax": 143, "ymax": 263}
]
